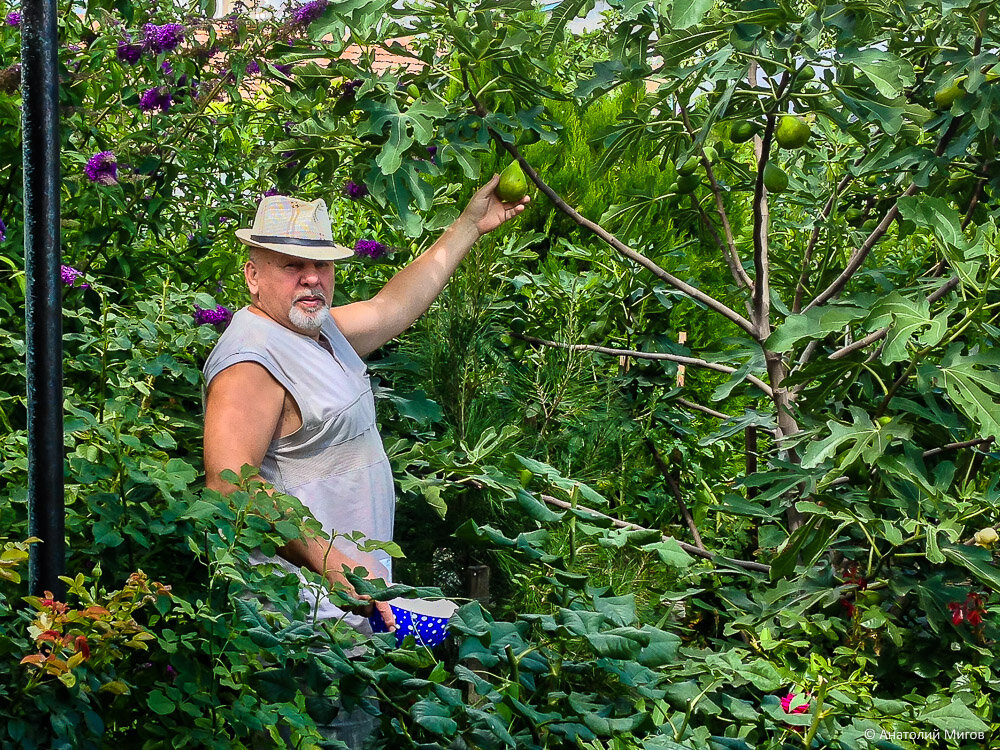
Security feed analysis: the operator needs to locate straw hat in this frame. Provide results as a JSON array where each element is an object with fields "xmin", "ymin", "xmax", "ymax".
[{"xmin": 235, "ymin": 195, "xmax": 353, "ymax": 260}]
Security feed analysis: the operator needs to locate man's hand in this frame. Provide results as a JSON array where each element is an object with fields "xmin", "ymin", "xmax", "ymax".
[
  {"xmin": 355, "ymin": 597, "xmax": 397, "ymax": 631},
  {"xmin": 459, "ymin": 173, "xmax": 531, "ymax": 237}
]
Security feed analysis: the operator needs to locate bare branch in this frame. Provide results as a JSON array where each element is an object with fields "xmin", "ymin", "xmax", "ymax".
[
  {"xmin": 826, "ymin": 276, "xmax": 960, "ymax": 361},
  {"xmin": 676, "ymin": 398, "xmax": 732, "ymax": 420},
  {"xmin": 519, "ymin": 333, "xmax": 774, "ymax": 397},
  {"xmin": 461, "ymin": 71, "xmax": 757, "ymax": 338},
  {"xmin": 752, "ymin": 113, "xmax": 776, "ymax": 340},
  {"xmin": 678, "ymin": 105, "xmax": 753, "ymax": 290},
  {"xmin": 645, "ymin": 438, "xmax": 706, "ymax": 550},
  {"xmin": 794, "ymin": 172, "xmax": 856, "ymax": 313},
  {"xmin": 539, "ymin": 494, "xmax": 770, "ymax": 573},
  {"xmin": 922, "ymin": 437, "xmax": 994, "ymax": 459}
]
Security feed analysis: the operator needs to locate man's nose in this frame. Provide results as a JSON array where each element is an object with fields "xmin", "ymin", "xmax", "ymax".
[{"xmin": 300, "ymin": 266, "xmax": 321, "ymax": 285}]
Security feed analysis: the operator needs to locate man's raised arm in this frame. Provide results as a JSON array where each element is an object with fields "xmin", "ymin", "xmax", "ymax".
[{"xmin": 333, "ymin": 175, "xmax": 529, "ymax": 359}]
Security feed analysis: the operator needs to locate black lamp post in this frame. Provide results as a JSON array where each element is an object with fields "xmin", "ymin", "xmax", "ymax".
[{"xmin": 21, "ymin": 0, "xmax": 65, "ymax": 598}]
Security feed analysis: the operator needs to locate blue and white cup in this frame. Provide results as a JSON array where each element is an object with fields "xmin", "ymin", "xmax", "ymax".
[{"xmin": 369, "ymin": 597, "xmax": 458, "ymax": 647}]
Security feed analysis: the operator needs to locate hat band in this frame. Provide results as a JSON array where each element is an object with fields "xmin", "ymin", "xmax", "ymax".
[{"xmin": 250, "ymin": 234, "xmax": 332, "ymax": 247}]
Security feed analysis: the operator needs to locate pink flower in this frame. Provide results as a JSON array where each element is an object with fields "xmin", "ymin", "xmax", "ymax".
[{"xmin": 781, "ymin": 692, "xmax": 809, "ymax": 714}]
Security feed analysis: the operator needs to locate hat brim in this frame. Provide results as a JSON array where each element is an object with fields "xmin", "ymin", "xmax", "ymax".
[{"xmin": 236, "ymin": 228, "xmax": 354, "ymax": 261}]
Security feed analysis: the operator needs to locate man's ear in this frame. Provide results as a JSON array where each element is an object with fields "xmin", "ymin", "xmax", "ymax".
[{"xmin": 244, "ymin": 259, "xmax": 259, "ymax": 296}]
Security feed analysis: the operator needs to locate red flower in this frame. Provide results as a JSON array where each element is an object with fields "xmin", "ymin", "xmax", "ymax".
[
  {"xmin": 840, "ymin": 598, "xmax": 855, "ymax": 617},
  {"xmin": 781, "ymin": 692, "xmax": 810, "ymax": 714},
  {"xmin": 948, "ymin": 601, "xmax": 965, "ymax": 625}
]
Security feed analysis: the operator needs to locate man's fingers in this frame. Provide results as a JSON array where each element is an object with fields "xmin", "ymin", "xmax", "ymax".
[{"xmin": 375, "ymin": 600, "xmax": 397, "ymax": 631}]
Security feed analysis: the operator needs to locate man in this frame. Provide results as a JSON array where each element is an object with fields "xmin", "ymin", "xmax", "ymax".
[{"xmin": 202, "ymin": 175, "xmax": 528, "ymax": 633}]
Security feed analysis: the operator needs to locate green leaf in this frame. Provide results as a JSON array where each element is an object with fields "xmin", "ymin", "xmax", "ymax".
[
  {"xmin": 739, "ymin": 658, "xmax": 783, "ymax": 691},
  {"xmin": 642, "ymin": 538, "xmax": 696, "ymax": 568},
  {"xmin": 671, "ymin": 0, "xmax": 715, "ymax": 29},
  {"xmin": 515, "ymin": 489, "xmax": 564, "ymax": 522},
  {"xmin": 918, "ymin": 697, "xmax": 990, "ymax": 734},
  {"xmin": 941, "ymin": 543, "xmax": 1000, "ymax": 590},
  {"xmin": 410, "ymin": 699, "xmax": 458, "ymax": 736},
  {"xmin": 540, "ymin": 0, "xmax": 596, "ymax": 56},
  {"xmin": 866, "ymin": 293, "xmax": 932, "ymax": 363},
  {"xmin": 147, "ymin": 689, "xmax": 176, "ymax": 716},
  {"xmin": 842, "ymin": 48, "xmax": 915, "ymax": 98}
]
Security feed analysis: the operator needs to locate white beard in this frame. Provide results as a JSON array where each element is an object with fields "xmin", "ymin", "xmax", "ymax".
[{"xmin": 288, "ymin": 291, "xmax": 328, "ymax": 333}]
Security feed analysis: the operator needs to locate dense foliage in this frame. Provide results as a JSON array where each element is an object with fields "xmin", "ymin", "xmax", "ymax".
[{"xmin": 2, "ymin": 0, "xmax": 1000, "ymax": 747}]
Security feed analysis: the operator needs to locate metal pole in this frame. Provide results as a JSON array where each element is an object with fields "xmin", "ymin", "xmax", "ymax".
[{"xmin": 22, "ymin": 0, "xmax": 65, "ymax": 598}]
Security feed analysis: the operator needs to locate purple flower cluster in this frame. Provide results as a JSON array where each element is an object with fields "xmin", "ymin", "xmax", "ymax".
[
  {"xmin": 117, "ymin": 39, "xmax": 143, "ymax": 64},
  {"xmin": 343, "ymin": 180, "xmax": 368, "ymax": 200},
  {"xmin": 0, "ymin": 218, "xmax": 6, "ymax": 242},
  {"xmin": 61, "ymin": 265, "xmax": 90, "ymax": 289},
  {"xmin": 246, "ymin": 60, "xmax": 260, "ymax": 75},
  {"xmin": 160, "ymin": 60, "xmax": 173, "ymax": 75},
  {"xmin": 84, "ymin": 151, "xmax": 118, "ymax": 185},
  {"xmin": 338, "ymin": 79, "xmax": 363, "ymax": 101},
  {"xmin": 6, "ymin": 11, "xmax": 21, "ymax": 26},
  {"xmin": 144, "ymin": 23, "xmax": 185, "ymax": 54},
  {"xmin": 139, "ymin": 86, "xmax": 172, "ymax": 113},
  {"xmin": 259, "ymin": 188, "xmax": 280, "ymax": 202},
  {"xmin": 291, "ymin": 0, "xmax": 328, "ymax": 26},
  {"xmin": 354, "ymin": 239, "xmax": 387, "ymax": 259},
  {"xmin": 194, "ymin": 304, "xmax": 233, "ymax": 327},
  {"xmin": 274, "ymin": 63, "xmax": 293, "ymax": 77}
]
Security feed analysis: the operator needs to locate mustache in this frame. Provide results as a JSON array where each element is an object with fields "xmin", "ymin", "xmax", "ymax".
[{"xmin": 293, "ymin": 289, "xmax": 328, "ymax": 304}]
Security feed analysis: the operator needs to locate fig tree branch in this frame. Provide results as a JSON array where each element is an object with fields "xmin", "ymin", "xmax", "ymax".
[
  {"xmin": 676, "ymin": 398, "xmax": 731, "ymax": 420},
  {"xmin": 538, "ymin": 494, "xmax": 770, "ymax": 574},
  {"xmin": 678, "ymin": 105, "xmax": 752, "ymax": 291},
  {"xmin": 518, "ymin": 333, "xmax": 774, "ymax": 397},
  {"xmin": 461, "ymin": 70, "xmax": 757, "ymax": 338},
  {"xmin": 645, "ymin": 438, "xmax": 706, "ymax": 551},
  {"xmin": 803, "ymin": 119, "xmax": 962, "ymax": 312},
  {"xmin": 825, "ymin": 276, "xmax": 960, "ymax": 362},
  {"xmin": 793, "ymin": 172, "xmax": 855, "ymax": 313}
]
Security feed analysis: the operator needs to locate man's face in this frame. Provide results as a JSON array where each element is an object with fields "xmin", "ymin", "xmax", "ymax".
[{"xmin": 245, "ymin": 248, "xmax": 334, "ymax": 337}]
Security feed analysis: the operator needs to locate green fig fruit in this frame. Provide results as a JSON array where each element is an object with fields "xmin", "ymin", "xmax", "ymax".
[
  {"xmin": 510, "ymin": 317, "xmax": 526, "ymax": 334},
  {"xmin": 496, "ymin": 161, "xmax": 528, "ymax": 203},
  {"xmin": 774, "ymin": 115, "xmax": 811, "ymax": 149},
  {"xmin": 703, "ymin": 145, "xmax": 718, "ymax": 163},
  {"xmin": 934, "ymin": 78, "xmax": 966, "ymax": 108},
  {"xmin": 798, "ymin": 65, "xmax": 816, "ymax": 82},
  {"xmin": 730, "ymin": 121, "xmax": 757, "ymax": 143},
  {"xmin": 455, "ymin": 9, "xmax": 469, "ymax": 25},
  {"xmin": 677, "ymin": 156, "xmax": 699, "ymax": 176},
  {"xmin": 763, "ymin": 162, "xmax": 788, "ymax": 193},
  {"xmin": 406, "ymin": 84, "xmax": 420, "ymax": 99},
  {"xmin": 676, "ymin": 172, "xmax": 701, "ymax": 194}
]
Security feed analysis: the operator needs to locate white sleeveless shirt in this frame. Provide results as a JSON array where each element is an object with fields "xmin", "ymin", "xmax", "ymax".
[{"xmin": 203, "ymin": 307, "xmax": 395, "ymax": 631}]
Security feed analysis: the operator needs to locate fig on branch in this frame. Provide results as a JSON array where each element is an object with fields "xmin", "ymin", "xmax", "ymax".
[
  {"xmin": 934, "ymin": 77, "xmax": 966, "ymax": 108},
  {"xmin": 675, "ymin": 172, "xmax": 701, "ymax": 194},
  {"xmin": 774, "ymin": 115, "xmax": 811, "ymax": 149},
  {"xmin": 702, "ymin": 145, "xmax": 718, "ymax": 163},
  {"xmin": 677, "ymin": 156, "xmax": 699, "ymax": 176},
  {"xmin": 763, "ymin": 162, "xmax": 788, "ymax": 193},
  {"xmin": 729, "ymin": 121, "xmax": 758, "ymax": 143},
  {"xmin": 496, "ymin": 160, "xmax": 528, "ymax": 203}
]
